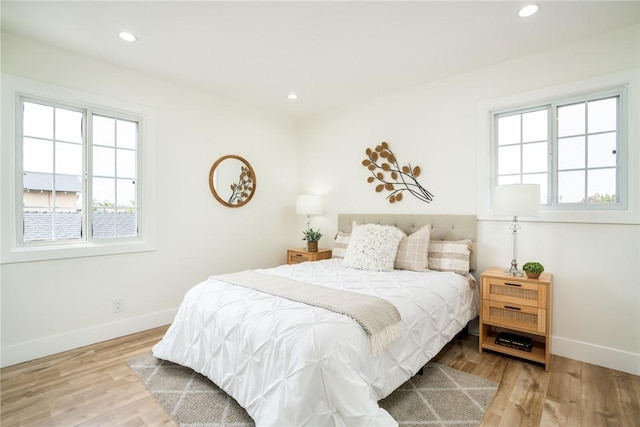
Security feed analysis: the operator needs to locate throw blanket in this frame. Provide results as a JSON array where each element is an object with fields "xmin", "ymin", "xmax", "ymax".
[{"xmin": 215, "ymin": 270, "xmax": 403, "ymax": 356}]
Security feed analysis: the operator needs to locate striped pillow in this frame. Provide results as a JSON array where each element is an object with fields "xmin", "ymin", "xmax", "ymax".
[
  {"xmin": 394, "ymin": 225, "xmax": 431, "ymax": 271},
  {"xmin": 332, "ymin": 231, "xmax": 351, "ymax": 259},
  {"xmin": 428, "ymin": 239, "xmax": 472, "ymax": 275}
]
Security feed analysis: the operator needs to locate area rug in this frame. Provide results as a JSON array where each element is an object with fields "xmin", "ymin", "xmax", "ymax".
[{"xmin": 127, "ymin": 353, "xmax": 497, "ymax": 427}]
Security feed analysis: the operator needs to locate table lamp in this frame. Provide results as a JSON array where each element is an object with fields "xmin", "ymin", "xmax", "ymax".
[
  {"xmin": 493, "ymin": 184, "xmax": 541, "ymax": 276},
  {"xmin": 296, "ymin": 195, "xmax": 322, "ymax": 231}
]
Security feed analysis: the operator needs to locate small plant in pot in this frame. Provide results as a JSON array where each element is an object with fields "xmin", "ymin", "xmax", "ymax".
[
  {"xmin": 522, "ymin": 262, "xmax": 544, "ymax": 279},
  {"xmin": 302, "ymin": 228, "xmax": 322, "ymax": 252}
]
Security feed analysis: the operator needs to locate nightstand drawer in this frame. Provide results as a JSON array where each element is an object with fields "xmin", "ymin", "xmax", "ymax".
[
  {"xmin": 483, "ymin": 278, "xmax": 547, "ymax": 309},
  {"xmin": 482, "ymin": 299, "xmax": 547, "ymax": 335},
  {"xmin": 287, "ymin": 249, "xmax": 332, "ymax": 264},
  {"xmin": 288, "ymin": 252, "xmax": 311, "ymax": 264}
]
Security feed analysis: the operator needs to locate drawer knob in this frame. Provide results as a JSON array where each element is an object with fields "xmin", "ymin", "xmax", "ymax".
[
  {"xmin": 505, "ymin": 282, "xmax": 522, "ymax": 287},
  {"xmin": 504, "ymin": 305, "xmax": 521, "ymax": 311}
]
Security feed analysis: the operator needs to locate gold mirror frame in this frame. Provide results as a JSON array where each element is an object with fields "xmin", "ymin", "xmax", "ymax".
[{"xmin": 209, "ymin": 155, "xmax": 256, "ymax": 208}]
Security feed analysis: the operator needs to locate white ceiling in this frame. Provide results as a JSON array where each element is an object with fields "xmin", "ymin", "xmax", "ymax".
[{"xmin": 2, "ymin": 1, "xmax": 639, "ymax": 118}]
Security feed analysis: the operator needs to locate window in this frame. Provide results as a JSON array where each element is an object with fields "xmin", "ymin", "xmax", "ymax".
[
  {"xmin": 1, "ymin": 75, "xmax": 156, "ymax": 263},
  {"xmin": 494, "ymin": 88, "xmax": 626, "ymax": 209},
  {"xmin": 21, "ymin": 98, "xmax": 140, "ymax": 243}
]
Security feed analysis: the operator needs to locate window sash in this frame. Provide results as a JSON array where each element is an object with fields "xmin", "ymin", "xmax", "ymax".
[
  {"xmin": 552, "ymin": 93, "xmax": 622, "ymax": 207},
  {"xmin": 88, "ymin": 112, "xmax": 140, "ymax": 240},
  {"xmin": 494, "ymin": 105, "xmax": 551, "ymax": 204}
]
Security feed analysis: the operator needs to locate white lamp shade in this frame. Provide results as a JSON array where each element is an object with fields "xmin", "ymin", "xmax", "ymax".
[
  {"xmin": 493, "ymin": 184, "xmax": 541, "ymax": 217},
  {"xmin": 296, "ymin": 195, "xmax": 322, "ymax": 215}
]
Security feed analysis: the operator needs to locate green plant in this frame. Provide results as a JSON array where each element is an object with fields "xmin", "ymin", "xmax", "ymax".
[
  {"xmin": 302, "ymin": 228, "xmax": 323, "ymax": 242},
  {"xmin": 522, "ymin": 262, "xmax": 544, "ymax": 274}
]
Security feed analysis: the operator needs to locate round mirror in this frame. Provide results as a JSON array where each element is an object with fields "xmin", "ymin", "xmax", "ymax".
[{"xmin": 209, "ymin": 155, "xmax": 256, "ymax": 208}]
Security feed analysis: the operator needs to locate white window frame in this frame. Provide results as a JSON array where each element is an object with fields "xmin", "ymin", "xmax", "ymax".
[
  {"xmin": 1, "ymin": 74, "xmax": 156, "ymax": 264},
  {"xmin": 477, "ymin": 69, "xmax": 639, "ymax": 225},
  {"xmin": 492, "ymin": 87, "xmax": 627, "ymax": 210}
]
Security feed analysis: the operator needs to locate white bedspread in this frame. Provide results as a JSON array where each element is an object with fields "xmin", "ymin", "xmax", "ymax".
[{"xmin": 152, "ymin": 259, "xmax": 478, "ymax": 427}]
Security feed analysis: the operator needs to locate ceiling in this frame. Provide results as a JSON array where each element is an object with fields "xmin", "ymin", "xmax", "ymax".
[{"xmin": 1, "ymin": 1, "xmax": 639, "ymax": 118}]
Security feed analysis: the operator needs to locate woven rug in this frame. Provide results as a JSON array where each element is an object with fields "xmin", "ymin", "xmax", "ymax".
[{"xmin": 127, "ymin": 353, "xmax": 497, "ymax": 426}]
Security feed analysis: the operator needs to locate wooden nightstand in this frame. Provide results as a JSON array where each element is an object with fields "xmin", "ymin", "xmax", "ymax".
[
  {"xmin": 287, "ymin": 248, "xmax": 332, "ymax": 265},
  {"xmin": 479, "ymin": 267, "xmax": 553, "ymax": 371}
]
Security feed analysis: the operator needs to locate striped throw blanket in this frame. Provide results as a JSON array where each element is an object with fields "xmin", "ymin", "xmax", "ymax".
[{"xmin": 214, "ymin": 270, "xmax": 403, "ymax": 356}]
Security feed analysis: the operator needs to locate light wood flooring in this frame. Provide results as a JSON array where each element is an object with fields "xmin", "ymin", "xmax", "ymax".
[{"xmin": 2, "ymin": 325, "xmax": 639, "ymax": 426}]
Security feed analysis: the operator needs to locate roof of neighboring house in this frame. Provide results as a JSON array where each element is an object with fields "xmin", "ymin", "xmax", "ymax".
[
  {"xmin": 23, "ymin": 211, "xmax": 137, "ymax": 241},
  {"xmin": 23, "ymin": 173, "xmax": 82, "ymax": 192}
]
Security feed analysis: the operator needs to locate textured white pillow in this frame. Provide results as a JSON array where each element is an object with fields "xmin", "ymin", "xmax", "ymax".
[
  {"xmin": 428, "ymin": 239, "xmax": 472, "ymax": 275},
  {"xmin": 394, "ymin": 225, "xmax": 431, "ymax": 271},
  {"xmin": 342, "ymin": 224, "xmax": 405, "ymax": 271},
  {"xmin": 332, "ymin": 231, "xmax": 351, "ymax": 259}
]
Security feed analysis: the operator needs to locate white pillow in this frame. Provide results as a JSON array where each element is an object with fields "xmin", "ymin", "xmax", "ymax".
[
  {"xmin": 342, "ymin": 224, "xmax": 405, "ymax": 271},
  {"xmin": 394, "ymin": 225, "xmax": 431, "ymax": 272}
]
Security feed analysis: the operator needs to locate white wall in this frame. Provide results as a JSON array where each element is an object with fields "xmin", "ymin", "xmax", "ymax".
[
  {"xmin": 298, "ymin": 25, "xmax": 640, "ymax": 375},
  {"xmin": 2, "ymin": 25, "xmax": 639, "ymax": 376},
  {"xmin": 0, "ymin": 33, "xmax": 299, "ymax": 366}
]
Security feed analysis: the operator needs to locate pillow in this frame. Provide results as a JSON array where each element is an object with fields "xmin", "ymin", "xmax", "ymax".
[
  {"xmin": 428, "ymin": 239, "xmax": 472, "ymax": 275},
  {"xmin": 332, "ymin": 231, "xmax": 351, "ymax": 259},
  {"xmin": 342, "ymin": 224, "xmax": 405, "ymax": 271},
  {"xmin": 394, "ymin": 225, "xmax": 431, "ymax": 272}
]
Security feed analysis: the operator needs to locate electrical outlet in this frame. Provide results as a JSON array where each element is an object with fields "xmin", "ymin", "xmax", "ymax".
[{"xmin": 112, "ymin": 298, "xmax": 124, "ymax": 313}]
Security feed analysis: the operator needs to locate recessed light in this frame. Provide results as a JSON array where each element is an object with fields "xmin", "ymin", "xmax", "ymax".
[
  {"xmin": 118, "ymin": 31, "xmax": 137, "ymax": 42},
  {"xmin": 518, "ymin": 4, "xmax": 540, "ymax": 18},
  {"xmin": 287, "ymin": 93, "xmax": 298, "ymax": 100}
]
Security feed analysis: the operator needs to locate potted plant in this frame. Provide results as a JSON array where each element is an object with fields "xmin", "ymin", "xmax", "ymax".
[
  {"xmin": 302, "ymin": 228, "xmax": 323, "ymax": 252},
  {"xmin": 522, "ymin": 262, "xmax": 544, "ymax": 279}
]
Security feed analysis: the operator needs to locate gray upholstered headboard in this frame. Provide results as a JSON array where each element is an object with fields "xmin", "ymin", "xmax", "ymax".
[{"xmin": 337, "ymin": 214, "xmax": 477, "ymax": 271}]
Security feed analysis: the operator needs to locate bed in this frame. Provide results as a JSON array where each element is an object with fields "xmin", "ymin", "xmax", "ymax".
[{"xmin": 152, "ymin": 214, "xmax": 478, "ymax": 426}]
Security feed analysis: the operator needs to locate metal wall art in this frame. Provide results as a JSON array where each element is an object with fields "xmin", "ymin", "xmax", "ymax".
[{"xmin": 362, "ymin": 141, "xmax": 434, "ymax": 204}]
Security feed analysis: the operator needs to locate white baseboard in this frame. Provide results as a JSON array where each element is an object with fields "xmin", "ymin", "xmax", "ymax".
[
  {"xmin": 3, "ymin": 313, "xmax": 638, "ymax": 376},
  {"xmin": 0, "ymin": 308, "xmax": 177, "ymax": 368},
  {"xmin": 552, "ymin": 335, "xmax": 640, "ymax": 376},
  {"xmin": 465, "ymin": 322, "xmax": 637, "ymax": 375}
]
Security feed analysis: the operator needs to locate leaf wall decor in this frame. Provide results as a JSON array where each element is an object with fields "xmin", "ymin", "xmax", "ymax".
[
  {"xmin": 362, "ymin": 141, "xmax": 434, "ymax": 204},
  {"xmin": 228, "ymin": 165, "xmax": 254, "ymax": 205}
]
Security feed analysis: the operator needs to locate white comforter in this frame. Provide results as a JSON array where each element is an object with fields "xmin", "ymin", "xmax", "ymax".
[{"xmin": 152, "ymin": 259, "xmax": 478, "ymax": 427}]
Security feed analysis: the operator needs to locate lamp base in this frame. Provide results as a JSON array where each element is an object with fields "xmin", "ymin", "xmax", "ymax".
[{"xmin": 504, "ymin": 259, "xmax": 524, "ymax": 277}]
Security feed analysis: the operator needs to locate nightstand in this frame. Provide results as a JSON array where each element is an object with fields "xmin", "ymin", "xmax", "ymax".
[
  {"xmin": 287, "ymin": 248, "xmax": 332, "ymax": 264},
  {"xmin": 479, "ymin": 267, "xmax": 553, "ymax": 371}
]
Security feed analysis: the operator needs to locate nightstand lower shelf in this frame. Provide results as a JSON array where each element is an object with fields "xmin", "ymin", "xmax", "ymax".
[{"xmin": 481, "ymin": 330, "xmax": 546, "ymax": 365}]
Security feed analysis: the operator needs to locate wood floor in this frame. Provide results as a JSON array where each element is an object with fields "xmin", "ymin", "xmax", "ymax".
[{"xmin": 2, "ymin": 326, "xmax": 639, "ymax": 426}]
